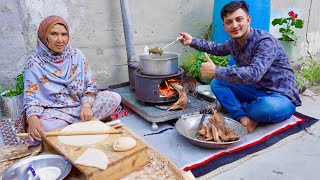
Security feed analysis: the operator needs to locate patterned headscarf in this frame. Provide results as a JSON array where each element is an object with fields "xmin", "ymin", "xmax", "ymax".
[{"xmin": 37, "ymin": 15, "xmax": 69, "ymax": 47}]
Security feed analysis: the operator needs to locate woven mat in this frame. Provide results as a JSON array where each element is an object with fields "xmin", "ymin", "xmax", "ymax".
[{"xmin": 120, "ymin": 112, "xmax": 318, "ymax": 178}]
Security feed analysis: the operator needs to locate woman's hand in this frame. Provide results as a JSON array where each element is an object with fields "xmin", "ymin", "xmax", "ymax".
[
  {"xmin": 80, "ymin": 103, "xmax": 93, "ymax": 121},
  {"xmin": 27, "ymin": 115, "xmax": 45, "ymax": 141},
  {"xmin": 179, "ymin": 32, "xmax": 193, "ymax": 46}
]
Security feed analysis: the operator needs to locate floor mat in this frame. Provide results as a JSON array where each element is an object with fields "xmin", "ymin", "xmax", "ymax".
[{"xmin": 120, "ymin": 112, "xmax": 318, "ymax": 177}]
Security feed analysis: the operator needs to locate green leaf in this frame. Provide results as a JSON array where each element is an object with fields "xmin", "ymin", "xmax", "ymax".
[
  {"xmin": 279, "ymin": 28, "xmax": 288, "ymax": 33},
  {"xmin": 282, "ymin": 32, "xmax": 297, "ymax": 41},
  {"xmin": 294, "ymin": 19, "xmax": 304, "ymax": 28}
]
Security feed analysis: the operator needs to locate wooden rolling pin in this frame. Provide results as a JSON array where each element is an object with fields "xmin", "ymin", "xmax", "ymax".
[{"xmin": 16, "ymin": 129, "xmax": 123, "ymax": 137}]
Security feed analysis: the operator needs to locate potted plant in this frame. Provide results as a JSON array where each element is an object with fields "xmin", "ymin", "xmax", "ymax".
[
  {"xmin": 271, "ymin": 10, "xmax": 304, "ymax": 61},
  {"xmin": 181, "ymin": 51, "xmax": 229, "ymax": 84},
  {"xmin": 1, "ymin": 71, "xmax": 24, "ymax": 119}
]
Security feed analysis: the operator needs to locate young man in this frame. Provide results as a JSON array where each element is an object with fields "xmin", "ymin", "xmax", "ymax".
[{"xmin": 179, "ymin": 1, "xmax": 301, "ymax": 133}]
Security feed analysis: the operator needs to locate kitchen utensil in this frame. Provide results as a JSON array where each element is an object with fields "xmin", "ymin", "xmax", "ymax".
[
  {"xmin": 16, "ymin": 129, "xmax": 123, "ymax": 137},
  {"xmin": 139, "ymin": 52, "xmax": 179, "ymax": 75},
  {"xmin": 175, "ymin": 112, "xmax": 247, "ymax": 149},
  {"xmin": 194, "ymin": 108, "xmax": 211, "ymax": 138},
  {"xmin": 148, "ymin": 36, "xmax": 182, "ymax": 55},
  {"xmin": 2, "ymin": 154, "xmax": 72, "ymax": 180},
  {"xmin": 161, "ymin": 36, "xmax": 183, "ymax": 50}
]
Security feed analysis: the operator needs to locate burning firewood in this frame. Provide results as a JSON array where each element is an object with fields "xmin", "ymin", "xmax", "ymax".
[
  {"xmin": 196, "ymin": 108, "xmax": 239, "ymax": 142},
  {"xmin": 167, "ymin": 82, "xmax": 187, "ymax": 111}
]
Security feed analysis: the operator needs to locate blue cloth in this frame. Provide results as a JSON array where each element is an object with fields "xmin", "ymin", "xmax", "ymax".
[
  {"xmin": 190, "ymin": 28, "xmax": 301, "ymax": 107},
  {"xmin": 211, "ymin": 79, "xmax": 296, "ymax": 122}
]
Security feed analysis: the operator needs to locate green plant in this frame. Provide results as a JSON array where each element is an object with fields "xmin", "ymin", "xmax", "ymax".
[
  {"xmin": 297, "ymin": 60, "xmax": 320, "ymax": 84},
  {"xmin": 181, "ymin": 51, "xmax": 229, "ymax": 81},
  {"xmin": 272, "ymin": 11, "xmax": 304, "ymax": 41},
  {"xmin": 295, "ymin": 59, "xmax": 320, "ymax": 92},
  {"xmin": 1, "ymin": 71, "xmax": 24, "ymax": 97}
]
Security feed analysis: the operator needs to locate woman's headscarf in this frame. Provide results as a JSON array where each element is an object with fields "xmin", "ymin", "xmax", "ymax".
[
  {"xmin": 37, "ymin": 15, "xmax": 69, "ymax": 48},
  {"xmin": 22, "ymin": 15, "xmax": 97, "ymax": 123}
]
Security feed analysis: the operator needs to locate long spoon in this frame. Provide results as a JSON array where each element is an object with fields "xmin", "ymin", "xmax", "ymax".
[
  {"xmin": 148, "ymin": 36, "xmax": 183, "ymax": 55},
  {"xmin": 162, "ymin": 36, "xmax": 183, "ymax": 50}
]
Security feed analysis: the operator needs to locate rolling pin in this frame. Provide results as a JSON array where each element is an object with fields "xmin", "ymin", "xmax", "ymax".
[{"xmin": 16, "ymin": 129, "xmax": 123, "ymax": 137}]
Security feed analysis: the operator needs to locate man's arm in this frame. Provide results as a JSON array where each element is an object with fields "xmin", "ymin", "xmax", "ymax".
[
  {"xmin": 190, "ymin": 37, "xmax": 231, "ymax": 56},
  {"xmin": 215, "ymin": 38, "xmax": 277, "ymax": 84}
]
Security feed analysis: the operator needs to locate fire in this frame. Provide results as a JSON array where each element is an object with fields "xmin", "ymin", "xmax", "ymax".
[{"xmin": 159, "ymin": 78, "xmax": 181, "ymax": 97}]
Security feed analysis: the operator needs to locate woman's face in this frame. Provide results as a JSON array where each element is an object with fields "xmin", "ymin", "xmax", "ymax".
[{"xmin": 47, "ymin": 24, "xmax": 69, "ymax": 53}]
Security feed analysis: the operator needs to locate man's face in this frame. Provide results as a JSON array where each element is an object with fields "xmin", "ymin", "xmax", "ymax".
[
  {"xmin": 47, "ymin": 24, "xmax": 69, "ymax": 53},
  {"xmin": 223, "ymin": 8, "xmax": 251, "ymax": 40}
]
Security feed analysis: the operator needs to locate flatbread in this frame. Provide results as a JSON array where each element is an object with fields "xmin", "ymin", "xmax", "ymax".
[
  {"xmin": 75, "ymin": 148, "xmax": 109, "ymax": 170},
  {"xmin": 58, "ymin": 121, "xmax": 110, "ymax": 146}
]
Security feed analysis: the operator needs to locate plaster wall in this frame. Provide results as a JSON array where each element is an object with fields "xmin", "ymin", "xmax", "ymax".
[
  {"xmin": 270, "ymin": 0, "xmax": 320, "ymax": 59},
  {"xmin": 0, "ymin": 0, "xmax": 319, "ymax": 89},
  {"xmin": 0, "ymin": 0, "xmax": 213, "ymax": 89}
]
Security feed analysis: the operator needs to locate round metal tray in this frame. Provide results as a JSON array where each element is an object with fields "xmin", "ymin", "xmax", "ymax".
[
  {"xmin": 3, "ymin": 154, "xmax": 71, "ymax": 180},
  {"xmin": 175, "ymin": 113, "xmax": 247, "ymax": 149}
]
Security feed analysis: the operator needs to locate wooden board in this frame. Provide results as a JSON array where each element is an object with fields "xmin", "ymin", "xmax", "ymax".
[{"xmin": 43, "ymin": 125, "xmax": 148, "ymax": 180}]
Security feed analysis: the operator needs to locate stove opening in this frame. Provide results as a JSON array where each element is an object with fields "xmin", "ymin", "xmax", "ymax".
[{"xmin": 158, "ymin": 78, "xmax": 181, "ymax": 97}]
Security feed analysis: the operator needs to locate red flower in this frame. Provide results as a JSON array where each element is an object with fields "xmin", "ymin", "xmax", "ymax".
[{"xmin": 288, "ymin": 11, "xmax": 298, "ymax": 21}]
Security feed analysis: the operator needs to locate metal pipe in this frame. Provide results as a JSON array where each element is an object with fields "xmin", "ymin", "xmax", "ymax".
[{"xmin": 120, "ymin": 0, "xmax": 136, "ymax": 62}]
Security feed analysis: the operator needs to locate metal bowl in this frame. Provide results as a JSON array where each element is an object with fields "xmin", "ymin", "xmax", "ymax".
[
  {"xmin": 175, "ymin": 113, "xmax": 247, "ymax": 149},
  {"xmin": 2, "ymin": 154, "xmax": 72, "ymax": 180}
]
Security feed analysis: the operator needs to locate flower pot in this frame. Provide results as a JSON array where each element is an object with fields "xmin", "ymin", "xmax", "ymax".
[
  {"xmin": 279, "ymin": 40, "xmax": 298, "ymax": 62},
  {"xmin": 2, "ymin": 94, "xmax": 23, "ymax": 119}
]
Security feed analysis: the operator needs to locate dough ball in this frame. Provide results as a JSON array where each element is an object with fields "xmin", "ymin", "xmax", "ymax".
[{"xmin": 113, "ymin": 137, "xmax": 137, "ymax": 152}]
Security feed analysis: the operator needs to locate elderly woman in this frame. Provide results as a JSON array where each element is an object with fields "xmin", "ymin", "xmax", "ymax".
[{"xmin": 23, "ymin": 15, "xmax": 121, "ymax": 142}]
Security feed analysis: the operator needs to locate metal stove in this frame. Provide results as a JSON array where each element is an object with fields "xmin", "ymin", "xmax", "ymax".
[
  {"xmin": 110, "ymin": 82, "xmax": 216, "ymax": 131},
  {"xmin": 134, "ymin": 68, "xmax": 184, "ymax": 103}
]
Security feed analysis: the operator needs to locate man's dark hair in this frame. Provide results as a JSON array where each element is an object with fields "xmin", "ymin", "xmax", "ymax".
[{"xmin": 220, "ymin": 1, "xmax": 249, "ymax": 20}]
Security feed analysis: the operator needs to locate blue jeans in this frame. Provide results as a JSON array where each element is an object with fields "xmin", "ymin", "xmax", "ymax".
[{"xmin": 211, "ymin": 79, "xmax": 296, "ymax": 123}]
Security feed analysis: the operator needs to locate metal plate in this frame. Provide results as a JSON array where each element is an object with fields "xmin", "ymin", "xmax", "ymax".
[
  {"xmin": 175, "ymin": 113, "xmax": 247, "ymax": 149},
  {"xmin": 3, "ymin": 154, "xmax": 71, "ymax": 180}
]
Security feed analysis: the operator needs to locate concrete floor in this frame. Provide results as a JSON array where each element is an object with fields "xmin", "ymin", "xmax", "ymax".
[{"xmin": 212, "ymin": 92, "xmax": 320, "ymax": 180}]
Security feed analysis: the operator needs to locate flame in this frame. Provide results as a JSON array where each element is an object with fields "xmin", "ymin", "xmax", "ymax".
[{"xmin": 159, "ymin": 78, "xmax": 181, "ymax": 97}]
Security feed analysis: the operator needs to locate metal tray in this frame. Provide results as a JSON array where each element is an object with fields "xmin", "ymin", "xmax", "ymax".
[{"xmin": 175, "ymin": 113, "xmax": 247, "ymax": 149}]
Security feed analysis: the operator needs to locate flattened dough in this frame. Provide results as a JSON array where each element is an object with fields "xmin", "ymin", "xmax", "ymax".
[
  {"xmin": 58, "ymin": 121, "xmax": 110, "ymax": 146},
  {"xmin": 75, "ymin": 148, "xmax": 109, "ymax": 170}
]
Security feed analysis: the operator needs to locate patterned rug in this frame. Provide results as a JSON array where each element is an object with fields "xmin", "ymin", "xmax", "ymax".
[
  {"xmin": 120, "ymin": 112, "xmax": 319, "ymax": 178},
  {"xmin": 0, "ymin": 103, "xmax": 134, "ymax": 147}
]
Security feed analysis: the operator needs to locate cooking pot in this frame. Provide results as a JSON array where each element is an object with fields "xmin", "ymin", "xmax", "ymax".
[{"xmin": 139, "ymin": 52, "xmax": 179, "ymax": 75}]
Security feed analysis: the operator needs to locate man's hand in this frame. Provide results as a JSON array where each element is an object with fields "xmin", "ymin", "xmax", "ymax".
[
  {"xmin": 27, "ymin": 115, "xmax": 45, "ymax": 141},
  {"xmin": 200, "ymin": 53, "xmax": 216, "ymax": 78},
  {"xmin": 80, "ymin": 103, "xmax": 93, "ymax": 121},
  {"xmin": 179, "ymin": 32, "xmax": 192, "ymax": 46}
]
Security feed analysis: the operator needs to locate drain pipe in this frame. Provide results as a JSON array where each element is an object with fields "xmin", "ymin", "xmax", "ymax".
[{"xmin": 120, "ymin": 0, "xmax": 138, "ymax": 89}]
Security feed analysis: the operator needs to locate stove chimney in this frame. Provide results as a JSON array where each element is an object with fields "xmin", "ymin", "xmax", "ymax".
[{"xmin": 120, "ymin": 0, "xmax": 139, "ymax": 89}]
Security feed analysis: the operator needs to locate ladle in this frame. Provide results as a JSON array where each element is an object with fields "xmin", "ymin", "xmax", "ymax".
[{"xmin": 148, "ymin": 36, "xmax": 182, "ymax": 55}]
